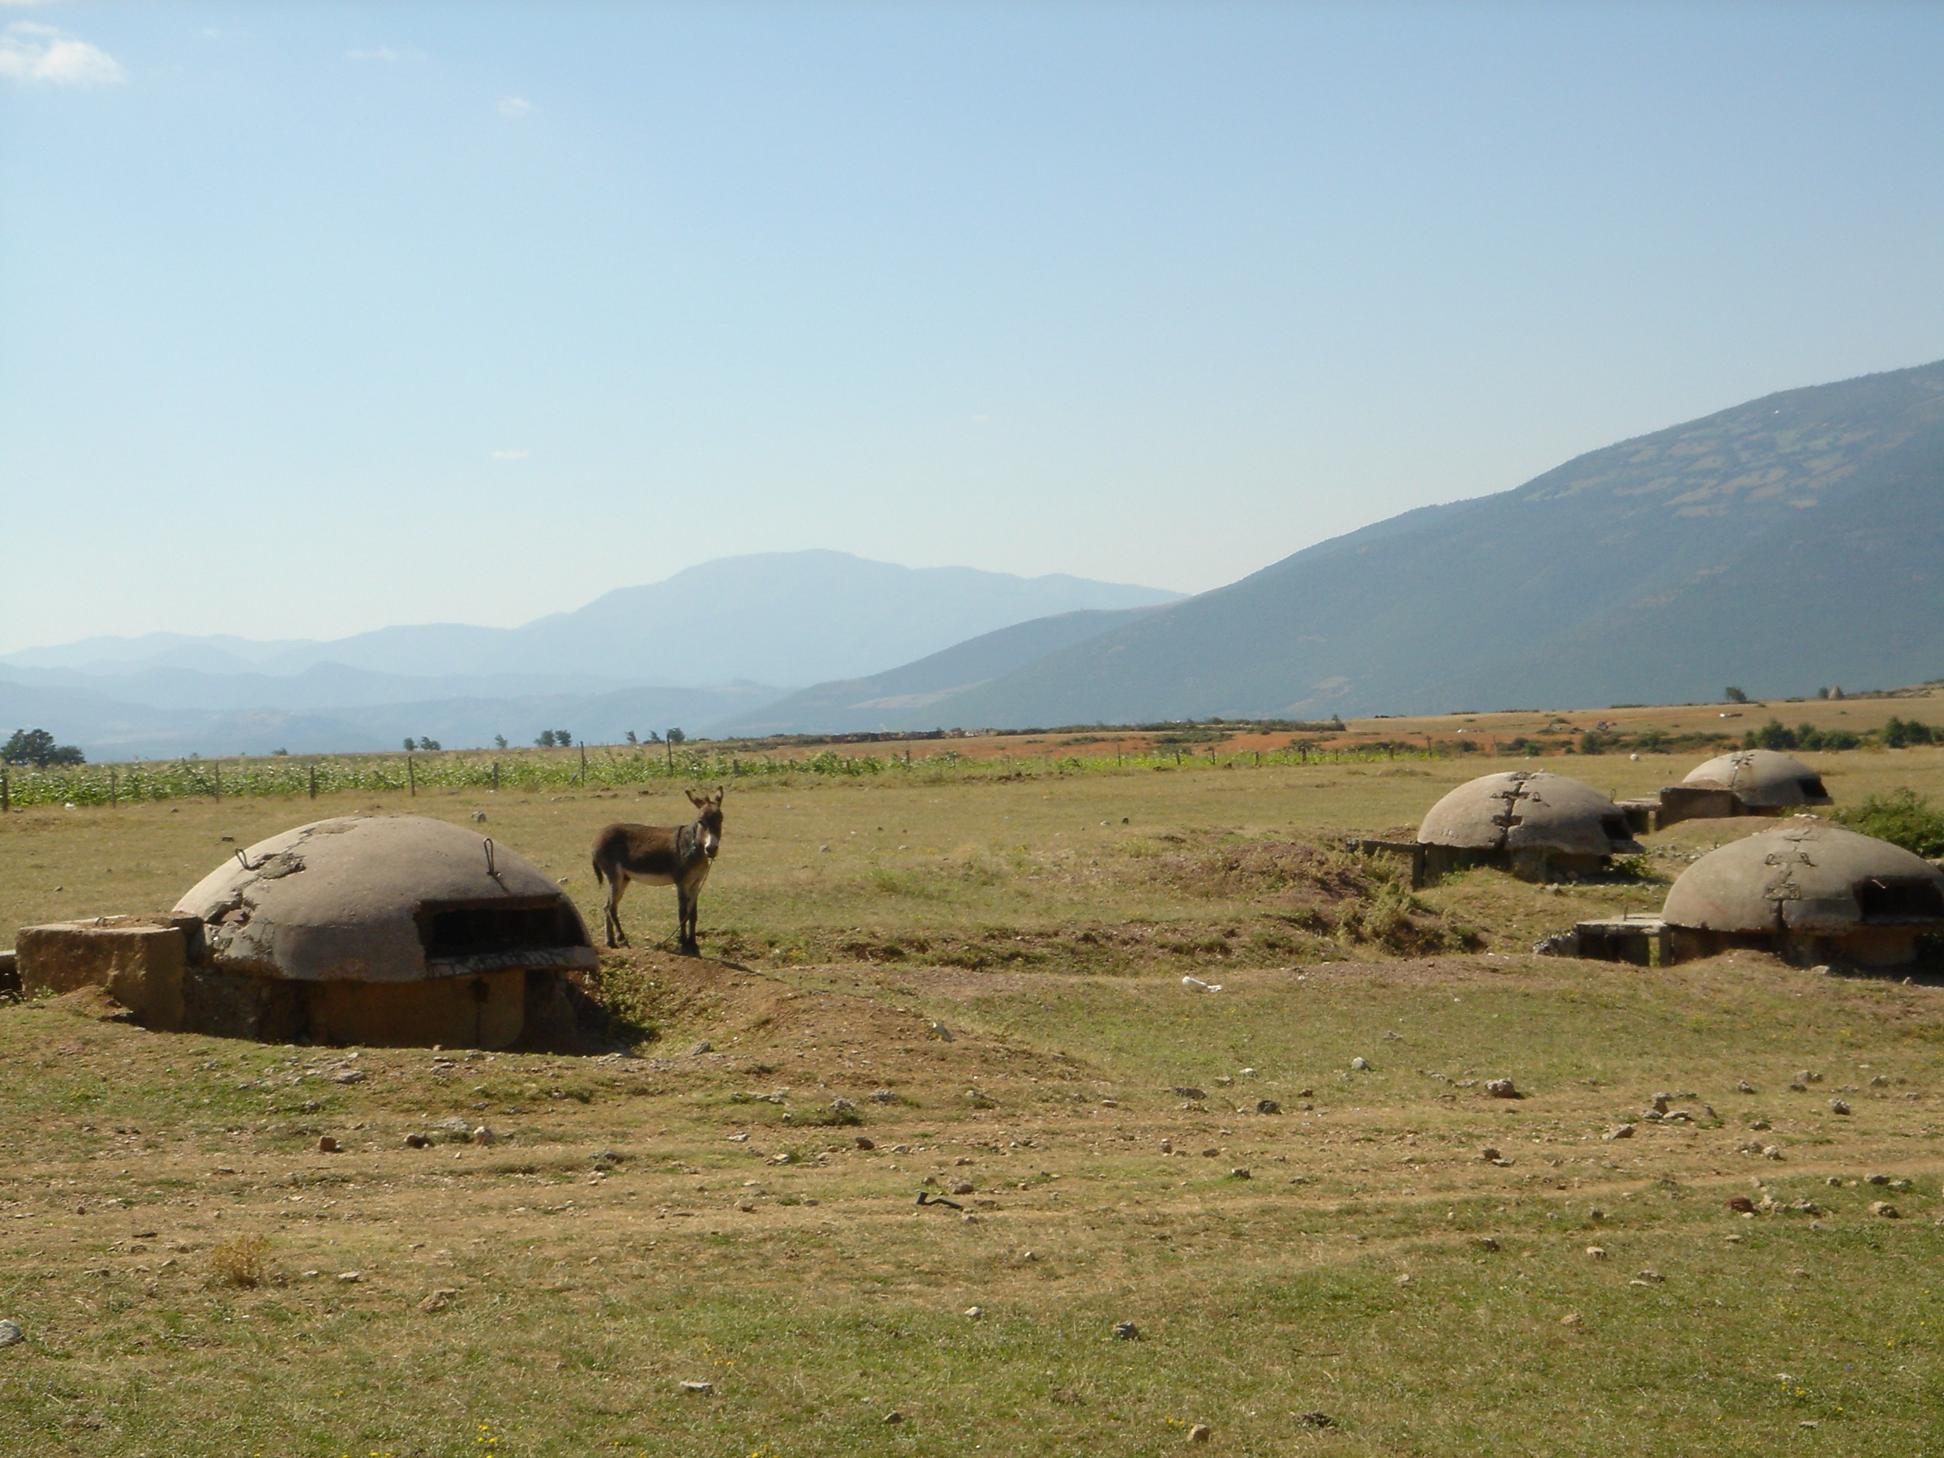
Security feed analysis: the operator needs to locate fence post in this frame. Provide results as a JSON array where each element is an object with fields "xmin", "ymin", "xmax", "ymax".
[
  {"xmin": 665, "ymin": 738, "xmax": 673, "ymax": 773},
  {"xmin": 214, "ymin": 761, "xmax": 221, "ymax": 801},
  {"xmin": 308, "ymin": 764, "xmax": 317, "ymax": 800},
  {"xmin": 579, "ymin": 740, "xmax": 587, "ymax": 784},
  {"xmin": 110, "ymin": 767, "xmax": 118, "ymax": 808},
  {"xmin": 407, "ymin": 753, "xmax": 416, "ymax": 798},
  {"xmin": 492, "ymin": 761, "xmax": 500, "ymax": 793},
  {"xmin": 2, "ymin": 765, "xmax": 8, "ymax": 813}
]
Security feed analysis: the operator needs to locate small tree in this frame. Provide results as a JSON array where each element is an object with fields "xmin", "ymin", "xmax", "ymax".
[
  {"xmin": 535, "ymin": 730, "xmax": 557, "ymax": 748},
  {"xmin": 417, "ymin": 737, "xmax": 441, "ymax": 752},
  {"xmin": 554, "ymin": 729, "xmax": 573, "ymax": 747},
  {"xmin": 667, "ymin": 727, "xmax": 686, "ymax": 746},
  {"xmin": 3, "ymin": 728, "xmax": 86, "ymax": 767},
  {"xmin": 625, "ymin": 730, "xmax": 638, "ymax": 746},
  {"xmin": 1724, "ymin": 686, "xmax": 1749, "ymax": 704},
  {"xmin": 403, "ymin": 737, "xmax": 417, "ymax": 752},
  {"xmin": 493, "ymin": 734, "xmax": 508, "ymax": 750}
]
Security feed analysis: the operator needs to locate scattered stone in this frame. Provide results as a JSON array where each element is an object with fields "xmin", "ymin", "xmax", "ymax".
[
  {"xmin": 403, "ymin": 1132, "xmax": 430, "ymax": 1149},
  {"xmin": 1870, "ymin": 1074, "xmax": 1890, "ymax": 1088},
  {"xmin": 950, "ymin": 1181, "xmax": 975, "ymax": 1196},
  {"xmin": 1726, "ymin": 1196, "xmax": 1755, "ymax": 1214},
  {"xmin": 333, "ymin": 1069, "xmax": 367, "ymax": 1085},
  {"xmin": 472, "ymin": 1126, "xmax": 497, "ymax": 1146},
  {"xmin": 1229, "ymin": 1167, "xmax": 1251, "ymax": 1181},
  {"xmin": 1635, "ymin": 1269, "xmax": 1665, "ymax": 1283},
  {"xmin": 469, "ymin": 810, "xmax": 487, "ymax": 823},
  {"xmin": 1603, "ymin": 1124, "xmax": 1635, "ymax": 1142},
  {"xmin": 964, "ymin": 1306, "xmax": 984, "ymax": 1319},
  {"xmin": 317, "ymin": 1135, "xmax": 340, "ymax": 1154},
  {"xmin": 1113, "ymin": 1321, "xmax": 1140, "ymax": 1341},
  {"xmin": 1173, "ymin": 1086, "xmax": 1207, "ymax": 1100},
  {"xmin": 1473, "ymin": 1236, "xmax": 1500, "ymax": 1252},
  {"xmin": 1187, "ymin": 1423, "xmax": 1212, "ymax": 1443},
  {"xmin": 1585, "ymin": 1246, "xmax": 1608, "ymax": 1260},
  {"xmin": 336, "ymin": 1271, "xmax": 362, "ymax": 1283},
  {"xmin": 1736, "ymin": 1080, "xmax": 1756, "ymax": 1094},
  {"xmin": 1296, "ymin": 1411, "xmax": 1335, "ymax": 1428},
  {"xmin": 0, "ymin": 1320, "xmax": 21, "ymax": 1348},
  {"xmin": 1255, "ymin": 1099, "xmax": 1281, "ymax": 1115},
  {"xmin": 1587, "ymin": 1206, "xmax": 1606, "ymax": 1221},
  {"xmin": 418, "ymin": 1289, "xmax": 457, "ymax": 1313},
  {"xmin": 680, "ymin": 1380, "xmax": 714, "ymax": 1394},
  {"xmin": 1866, "ymin": 1173, "xmax": 1891, "ymax": 1186},
  {"xmin": 869, "ymin": 1088, "xmax": 897, "ymax": 1103},
  {"xmin": 688, "ymin": 1040, "xmax": 712, "ymax": 1056},
  {"xmin": 1870, "ymin": 1201, "xmax": 1901, "ymax": 1219},
  {"xmin": 1647, "ymin": 1093, "xmax": 1670, "ymax": 1115},
  {"xmin": 1750, "ymin": 1119, "xmax": 1772, "ymax": 1131},
  {"xmin": 1350, "ymin": 1057, "xmax": 1370, "ymax": 1072},
  {"xmin": 1763, "ymin": 1145, "xmax": 1785, "ymax": 1161},
  {"xmin": 1559, "ymin": 1312, "xmax": 1581, "ymax": 1327},
  {"xmin": 928, "ymin": 1021, "xmax": 954, "ymax": 1042},
  {"xmin": 882, "ymin": 1410, "xmax": 904, "ymax": 1426},
  {"xmin": 1485, "ymin": 1078, "xmax": 1519, "ymax": 1099},
  {"xmin": 854, "ymin": 1136, "xmax": 875, "ymax": 1151},
  {"xmin": 1827, "ymin": 1099, "xmax": 1851, "ymax": 1116}
]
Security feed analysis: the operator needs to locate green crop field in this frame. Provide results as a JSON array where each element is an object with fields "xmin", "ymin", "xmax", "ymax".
[{"xmin": 2, "ymin": 739, "xmax": 1942, "ymax": 1456}]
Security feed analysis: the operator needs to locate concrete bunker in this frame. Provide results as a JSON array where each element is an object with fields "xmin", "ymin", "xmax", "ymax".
[
  {"xmin": 1654, "ymin": 750, "xmax": 1832, "ymax": 827},
  {"xmin": 14, "ymin": 815, "xmax": 598, "ymax": 1048},
  {"xmin": 1546, "ymin": 823, "xmax": 1944, "ymax": 969},
  {"xmin": 1660, "ymin": 822, "xmax": 1944, "ymax": 967},
  {"xmin": 1413, "ymin": 771, "xmax": 1644, "ymax": 882}
]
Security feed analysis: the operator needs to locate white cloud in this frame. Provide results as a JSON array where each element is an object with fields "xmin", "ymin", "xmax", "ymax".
[
  {"xmin": 345, "ymin": 45, "xmax": 406, "ymax": 63},
  {"xmin": 489, "ymin": 448, "xmax": 530, "ymax": 462},
  {"xmin": 496, "ymin": 94, "xmax": 532, "ymax": 120},
  {"xmin": 0, "ymin": 21, "xmax": 125, "ymax": 85}
]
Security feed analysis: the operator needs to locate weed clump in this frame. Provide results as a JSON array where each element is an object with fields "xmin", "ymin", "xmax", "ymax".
[{"xmin": 208, "ymin": 1234, "xmax": 270, "ymax": 1289}]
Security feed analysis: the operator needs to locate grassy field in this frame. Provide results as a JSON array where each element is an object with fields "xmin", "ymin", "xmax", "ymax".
[{"xmin": 2, "ymin": 735, "xmax": 1942, "ymax": 1456}]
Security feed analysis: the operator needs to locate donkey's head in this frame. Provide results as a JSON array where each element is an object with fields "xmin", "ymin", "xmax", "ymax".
[{"xmin": 687, "ymin": 787, "xmax": 725, "ymax": 859}]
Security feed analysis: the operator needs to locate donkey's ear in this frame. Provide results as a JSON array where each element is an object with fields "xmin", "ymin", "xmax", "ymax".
[
  {"xmin": 687, "ymin": 789, "xmax": 705, "ymax": 806},
  {"xmin": 713, "ymin": 786, "xmax": 725, "ymax": 804}
]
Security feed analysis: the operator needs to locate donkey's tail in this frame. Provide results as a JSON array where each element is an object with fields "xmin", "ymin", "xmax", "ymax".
[{"xmin": 591, "ymin": 856, "xmax": 606, "ymax": 885}]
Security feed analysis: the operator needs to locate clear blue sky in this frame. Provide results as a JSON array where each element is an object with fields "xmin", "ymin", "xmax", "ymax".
[{"xmin": 3, "ymin": 0, "xmax": 1940, "ymax": 655}]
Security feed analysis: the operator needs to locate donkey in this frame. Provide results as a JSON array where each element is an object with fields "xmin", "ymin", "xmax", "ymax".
[{"xmin": 590, "ymin": 788, "xmax": 725, "ymax": 952}]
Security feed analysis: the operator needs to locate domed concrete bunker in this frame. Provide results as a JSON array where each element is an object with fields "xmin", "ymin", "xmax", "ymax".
[
  {"xmin": 16, "ymin": 816, "xmax": 597, "ymax": 1047},
  {"xmin": 1655, "ymin": 750, "xmax": 1832, "ymax": 827},
  {"xmin": 1550, "ymin": 822, "xmax": 1944, "ymax": 968},
  {"xmin": 1660, "ymin": 822, "xmax": 1944, "ymax": 967},
  {"xmin": 1416, "ymin": 771, "xmax": 1644, "ymax": 881}
]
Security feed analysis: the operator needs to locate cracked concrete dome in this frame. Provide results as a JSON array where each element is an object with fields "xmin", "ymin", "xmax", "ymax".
[
  {"xmin": 1418, "ymin": 771, "xmax": 1643, "ymax": 858},
  {"xmin": 173, "ymin": 815, "xmax": 596, "ymax": 982},
  {"xmin": 1662, "ymin": 822, "xmax": 1944, "ymax": 935},
  {"xmin": 1681, "ymin": 750, "xmax": 1831, "ymax": 809}
]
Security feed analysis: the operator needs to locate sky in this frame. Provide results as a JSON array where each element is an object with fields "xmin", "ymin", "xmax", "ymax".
[{"xmin": 3, "ymin": 0, "xmax": 1941, "ymax": 655}]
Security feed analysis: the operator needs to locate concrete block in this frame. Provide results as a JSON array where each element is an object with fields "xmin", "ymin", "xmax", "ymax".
[{"xmin": 16, "ymin": 918, "xmax": 191, "ymax": 1029}]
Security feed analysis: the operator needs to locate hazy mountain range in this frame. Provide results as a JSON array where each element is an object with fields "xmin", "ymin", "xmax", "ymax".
[
  {"xmin": 6, "ymin": 360, "xmax": 1941, "ymax": 757},
  {"xmin": 0, "ymin": 555, "xmax": 1180, "ymax": 757}
]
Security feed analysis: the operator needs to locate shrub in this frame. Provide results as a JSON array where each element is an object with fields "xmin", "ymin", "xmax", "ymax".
[{"xmin": 1835, "ymin": 790, "xmax": 1944, "ymax": 858}]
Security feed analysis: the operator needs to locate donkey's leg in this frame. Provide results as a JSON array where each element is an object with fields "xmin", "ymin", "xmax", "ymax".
[
  {"xmin": 605, "ymin": 873, "xmax": 630, "ymax": 948},
  {"xmin": 677, "ymin": 887, "xmax": 697, "ymax": 953}
]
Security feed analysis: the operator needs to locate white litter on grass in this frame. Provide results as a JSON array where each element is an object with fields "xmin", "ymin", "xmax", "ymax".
[{"xmin": 1182, "ymin": 975, "xmax": 1223, "ymax": 993}]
